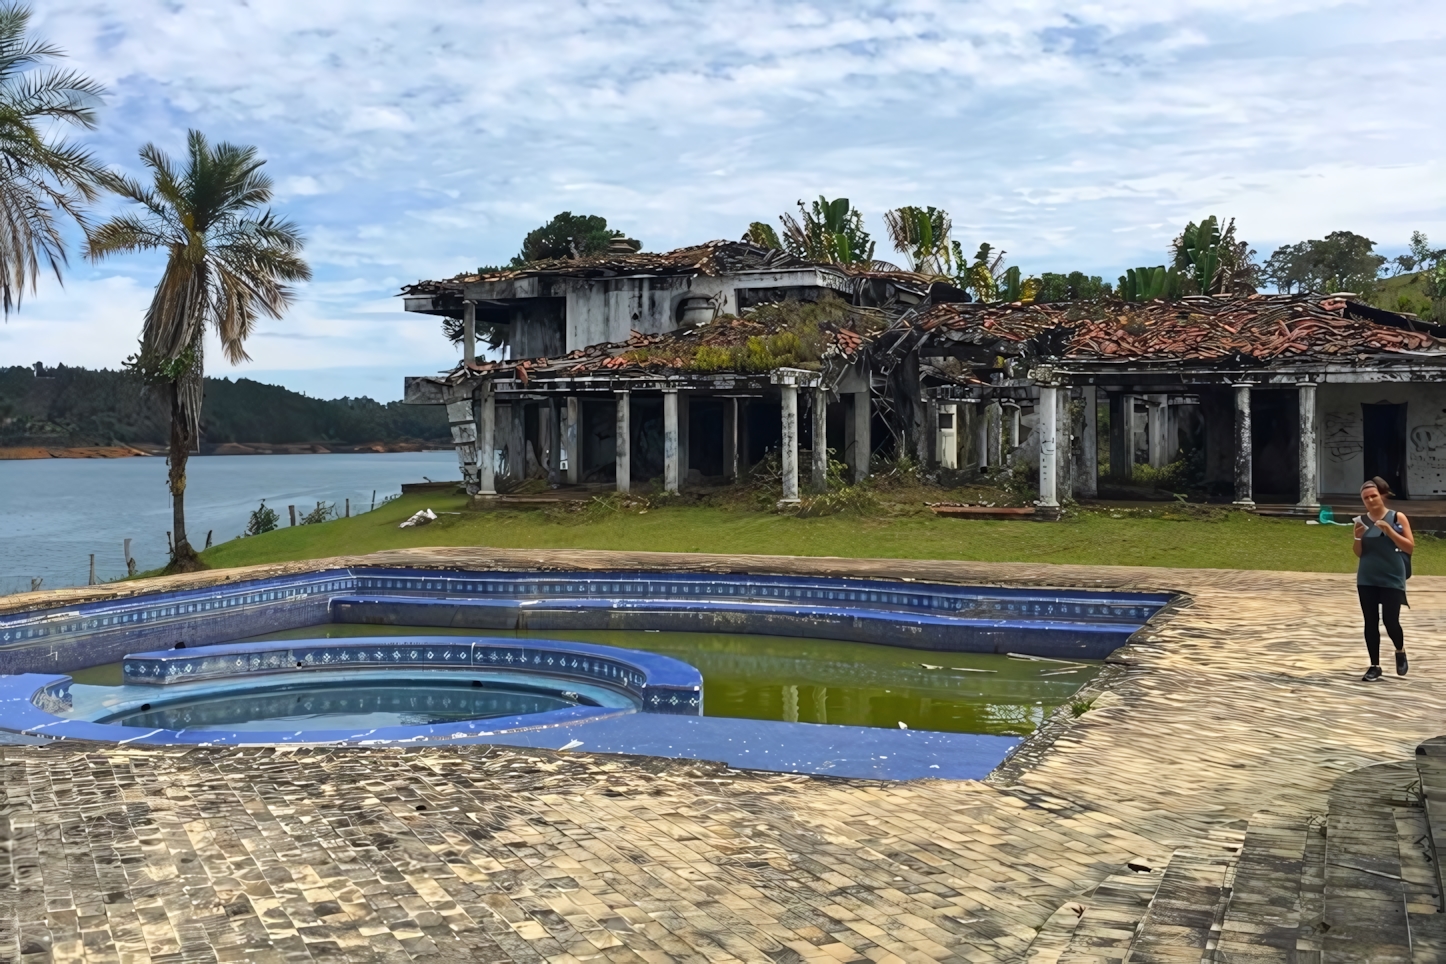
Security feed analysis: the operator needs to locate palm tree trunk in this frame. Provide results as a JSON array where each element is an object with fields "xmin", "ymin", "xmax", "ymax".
[{"xmin": 166, "ymin": 380, "xmax": 204, "ymax": 572}]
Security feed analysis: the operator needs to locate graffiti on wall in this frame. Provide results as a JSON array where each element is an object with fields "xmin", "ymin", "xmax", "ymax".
[
  {"xmin": 1411, "ymin": 417, "xmax": 1446, "ymax": 494},
  {"xmin": 1324, "ymin": 411, "xmax": 1363, "ymax": 463}
]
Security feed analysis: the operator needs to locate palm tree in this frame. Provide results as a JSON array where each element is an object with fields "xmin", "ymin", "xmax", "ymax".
[
  {"xmin": 0, "ymin": 2, "xmax": 105, "ymax": 313},
  {"xmin": 85, "ymin": 131, "xmax": 311, "ymax": 571}
]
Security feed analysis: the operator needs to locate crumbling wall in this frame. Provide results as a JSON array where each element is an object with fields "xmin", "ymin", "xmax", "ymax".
[{"xmin": 1318, "ymin": 383, "xmax": 1446, "ymax": 497}]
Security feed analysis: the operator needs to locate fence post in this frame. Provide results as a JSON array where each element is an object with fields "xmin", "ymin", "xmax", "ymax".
[
  {"xmin": 88, "ymin": 554, "xmax": 95, "ymax": 586},
  {"xmin": 345, "ymin": 498, "xmax": 350, "ymax": 518},
  {"xmin": 288, "ymin": 505, "xmax": 297, "ymax": 526}
]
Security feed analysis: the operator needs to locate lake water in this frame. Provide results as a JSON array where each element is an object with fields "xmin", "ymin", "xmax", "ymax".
[{"xmin": 0, "ymin": 452, "xmax": 459, "ymax": 593}]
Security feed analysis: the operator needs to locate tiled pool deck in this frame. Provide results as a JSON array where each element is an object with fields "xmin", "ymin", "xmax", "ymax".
[{"xmin": 2, "ymin": 547, "xmax": 1444, "ymax": 961}]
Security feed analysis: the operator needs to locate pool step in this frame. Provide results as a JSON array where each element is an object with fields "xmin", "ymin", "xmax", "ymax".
[{"xmin": 1121, "ymin": 835, "xmax": 1242, "ymax": 963}]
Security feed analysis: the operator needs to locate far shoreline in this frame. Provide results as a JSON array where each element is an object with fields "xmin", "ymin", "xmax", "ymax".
[{"xmin": 0, "ymin": 441, "xmax": 452, "ymax": 460}]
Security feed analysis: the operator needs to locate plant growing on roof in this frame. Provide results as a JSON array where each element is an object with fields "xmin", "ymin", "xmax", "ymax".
[
  {"xmin": 85, "ymin": 130, "xmax": 311, "ymax": 572},
  {"xmin": 949, "ymin": 242, "xmax": 1030, "ymax": 302},
  {"xmin": 1118, "ymin": 265, "xmax": 1181, "ymax": 302},
  {"xmin": 779, "ymin": 197, "xmax": 875, "ymax": 265},
  {"xmin": 512, "ymin": 212, "xmax": 622, "ymax": 265},
  {"xmin": 0, "ymin": 3, "xmax": 106, "ymax": 314},
  {"xmin": 1171, "ymin": 216, "xmax": 1258, "ymax": 296},
  {"xmin": 742, "ymin": 221, "xmax": 782, "ymax": 250},
  {"xmin": 883, "ymin": 206, "xmax": 953, "ymax": 276}
]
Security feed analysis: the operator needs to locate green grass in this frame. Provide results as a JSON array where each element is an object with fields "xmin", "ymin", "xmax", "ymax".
[{"xmin": 196, "ymin": 492, "xmax": 1445, "ymax": 575}]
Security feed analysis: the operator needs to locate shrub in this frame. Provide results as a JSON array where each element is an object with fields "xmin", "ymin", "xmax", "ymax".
[{"xmin": 244, "ymin": 501, "xmax": 279, "ymax": 536}]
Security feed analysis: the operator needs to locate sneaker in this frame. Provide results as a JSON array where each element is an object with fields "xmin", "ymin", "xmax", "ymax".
[
  {"xmin": 1363, "ymin": 665, "xmax": 1383, "ymax": 682},
  {"xmin": 1397, "ymin": 650, "xmax": 1409, "ymax": 676}
]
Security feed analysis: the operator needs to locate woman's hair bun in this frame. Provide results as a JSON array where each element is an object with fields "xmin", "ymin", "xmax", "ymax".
[{"xmin": 1365, "ymin": 475, "xmax": 1394, "ymax": 497}]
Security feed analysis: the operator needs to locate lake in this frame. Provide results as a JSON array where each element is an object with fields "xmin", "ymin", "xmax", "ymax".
[{"xmin": 0, "ymin": 451, "xmax": 460, "ymax": 593}]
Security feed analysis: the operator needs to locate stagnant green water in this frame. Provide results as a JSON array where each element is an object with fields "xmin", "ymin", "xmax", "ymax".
[
  {"xmin": 216, "ymin": 626, "xmax": 1100, "ymax": 736},
  {"xmin": 70, "ymin": 628, "xmax": 1100, "ymax": 735}
]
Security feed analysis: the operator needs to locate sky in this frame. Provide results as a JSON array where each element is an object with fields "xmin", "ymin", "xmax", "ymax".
[{"xmin": 1, "ymin": 0, "xmax": 1443, "ymax": 401}]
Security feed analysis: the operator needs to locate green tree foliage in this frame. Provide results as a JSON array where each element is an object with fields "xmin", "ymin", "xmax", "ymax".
[
  {"xmin": 512, "ymin": 212, "xmax": 618, "ymax": 265},
  {"xmin": 1034, "ymin": 271, "xmax": 1112, "ymax": 303},
  {"xmin": 949, "ymin": 242, "xmax": 1007, "ymax": 301},
  {"xmin": 1263, "ymin": 231, "xmax": 1386, "ymax": 296},
  {"xmin": 779, "ymin": 197, "xmax": 875, "ymax": 265},
  {"xmin": 244, "ymin": 501, "xmax": 279, "ymax": 536},
  {"xmin": 1394, "ymin": 231, "xmax": 1446, "ymax": 277},
  {"xmin": 742, "ymin": 221, "xmax": 782, "ymax": 249},
  {"xmin": 0, "ymin": 365, "xmax": 448, "ymax": 447},
  {"xmin": 0, "ymin": 3, "xmax": 106, "ymax": 313},
  {"xmin": 1171, "ymin": 216, "xmax": 1259, "ymax": 295},
  {"xmin": 84, "ymin": 131, "xmax": 311, "ymax": 570},
  {"xmin": 883, "ymin": 205, "xmax": 952, "ymax": 275}
]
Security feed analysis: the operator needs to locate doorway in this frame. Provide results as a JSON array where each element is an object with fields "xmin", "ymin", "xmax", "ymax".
[{"xmin": 1361, "ymin": 402, "xmax": 1408, "ymax": 497}]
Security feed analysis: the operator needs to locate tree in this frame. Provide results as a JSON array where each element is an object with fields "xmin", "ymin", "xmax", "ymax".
[
  {"xmin": 779, "ymin": 196, "xmax": 875, "ymax": 264},
  {"xmin": 1035, "ymin": 271, "xmax": 1112, "ymax": 303},
  {"xmin": 1262, "ymin": 231, "xmax": 1386, "ymax": 296},
  {"xmin": 1170, "ymin": 216, "xmax": 1259, "ymax": 295},
  {"xmin": 85, "ymin": 131, "xmax": 310, "ymax": 571},
  {"xmin": 0, "ymin": 3, "xmax": 105, "ymax": 313},
  {"xmin": 883, "ymin": 206, "xmax": 952, "ymax": 275},
  {"xmin": 512, "ymin": 212, "xmax": 618, "ymax": 265},
  {"xmin": 949, "ymin": 241, "xmax": 1008, "ymax": 301}
]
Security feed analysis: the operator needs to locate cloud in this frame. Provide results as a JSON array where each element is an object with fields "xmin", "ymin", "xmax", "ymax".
[{"xmin": 5, "ymin": 0, "xmax": 1443, "ymax": 400}]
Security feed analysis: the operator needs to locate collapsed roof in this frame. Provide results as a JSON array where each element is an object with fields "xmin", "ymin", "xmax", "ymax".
[{"xmin": 909, "ymin": 294, "xmax": 1446, "ymax": 367}]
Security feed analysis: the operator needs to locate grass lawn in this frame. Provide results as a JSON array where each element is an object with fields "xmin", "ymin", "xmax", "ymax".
[{"xmin": 196, "ymin": 491, "xmax": 1440, "ymax": 575}]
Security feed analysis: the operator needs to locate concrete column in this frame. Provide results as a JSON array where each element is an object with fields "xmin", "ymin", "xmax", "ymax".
[
  {"xmin": 663, "ymin": 389, "xmax": 680, "ymax": 494},
  {"xmin": 1056, "ymin": 388, "xmax": 1073, "ymax": 501},
  {"xmin": 462, "ymin": 300, "xmax": 476, "ymax": 366},
  {"xmin": 1233, "ymin": 383, "xmax": 1254, "ymax": 506},
  {"xmin": 987, "ymin": 401, "xmax": 1003, "ymax": 469},
  {"xmin": 781, "ymin": 384, "xmax": 800, "ymax": 503},
  {"xmin": 925, "ymin": 397, "xmax": 940, "ymax": 466},
  {"xmin": 852, "ymin": 391, "xmax": 870, "ymax": 483},
  {"xmin": 614, "ymin": 390, "xmax": 630, "ymax": 493},
  {"xmin": 1297, "ymin": 382, "xmax": 1318, "ymax": 510},
  {"xmin": 678, "ymin": 393, "xmax": 690, "ymax": 482},
  {"xmin": 1108, "ymin": 392, "xmax": 1131, "ymax": 480},
  {"xmin": 975, "ymin": 401, "xmax": 989, "ymax": 471},
  {"xmin": 564, "ymin": 396, "xmax": 580, "ymax": 484},
  {"xmin": 1038, "ymin": 385, "xmax": 1058, "ymax": 508},
  {"xmin": 446, "ymin": 395, "xmax": 480, "ymax": 495},
  {"xmin": 1147, "ymin": 393, "xmax": 1168, "ymax": 468},
  {"xmin": 1078, "ymin": 386, "xmax": 1098, "ymax": 498},
  {"xmin": 545, "ymin": 398, "xmax": 561, "ymax": 486},
  {"xmin": 723, "ymin": 397, "xmax": 738, "ymax": 481},
  {"xmin": 478, "ymin": 383, "xmax": 496, "ymax": 496},
  {"xmin": 811, "ymin": 388, "xmax": 828, "ymax": 492},
  {"xmin": 937, "ymin": 403, "xmax": 958, "ymax": 469},
  {"xmin": 1004, "ymin": 402, "xmax": 1020, "ymax": 451}
]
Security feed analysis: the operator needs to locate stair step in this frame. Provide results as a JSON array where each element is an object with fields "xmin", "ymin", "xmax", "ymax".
[
  {"xmin": 1054, "ymin": 865, "xmax": 1167, "ymax": 964},
  {"xmin": 1323, "ymin": 763, "xmax": 1414, "ymax": 963},
  {"xmin": 1124, "ymin": 848, "xmax": 1237, "ymax": 964},
  {"xmin": 1416, "ymin": 738, "xmax": 1446, "ymax": 913},
  {"xmin": 1212, "ymin": 809, "xmax": 1318, "ymax": 963}
]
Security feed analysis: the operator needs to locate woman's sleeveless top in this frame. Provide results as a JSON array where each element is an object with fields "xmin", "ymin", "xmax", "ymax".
[{"xmin": 1358, "ymin": 510, "xmax": 1409, "ymax": 590}]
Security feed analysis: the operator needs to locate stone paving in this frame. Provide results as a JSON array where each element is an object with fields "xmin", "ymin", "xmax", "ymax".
[{"xmin": 3, "ymin": 548, "xmax": 1446, "ymax": 962}]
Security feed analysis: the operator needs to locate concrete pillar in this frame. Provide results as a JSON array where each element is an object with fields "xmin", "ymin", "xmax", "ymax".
[
  {"xmin": 663, "ymin": 389, "xmax": 680, "ymax": 494},
  {"xmin": 678, "ymin": 393, "xmax": 690, "ymax": 482},
  {"xmin": 462, "ymin": 300, "xmax": 476, "ymax": 367},
  {"xmin": 1078, "ymin": 386, "xmax": 1098, "ymax": 498},
  {"xmin": 1147, "ymin": 393, "xmax": 1168, "ymax": 468},
  {"xmin": 723, "ymin": 397, "xmax": 738, "ymax": 482},
  {"xmin": 447, "ymin": 395, "xmax": 480, "ymax": 495},
  {"xmin": 1038, "ymin": 385, "xmax": 1058, "ymax": 508},
  {"xmin": 1108, "ymin": 392, "xmax": 1132, "ymax": 480},
  {"xmin": 811, "ymin": 388, "xmax": 828, "ymax": 492},
  {"xmin": 1297, "ymin": 382, "xmax": 1318, "ymax": 510},
  {"xmin": 564, "ymin": 396, "xmax": 580, "ymax": 484},
  {"xmin": 781, "ymin": 384, "xmax": 800, "ymax": 503},
  {"xmin": 975, "ymin": 400, "xmax": 989, "ymax": 471},
  {"xmin": 478, "ymin": 383, "xmax": 496, "ymax": 496},
  {"xmin": 852, "ymin": 391, "xmax": 870, "ymax": 483},
  {"xmin": 1233, "ymin": 383, "xmax": 1254, "ymax": 506},
  {"xmin": 1004, "ymin": 402, "xmax": 1020, "ymax": 451},
  {"xmin": 937, "ymin": 403, "xmax": 958, "ymax": 469},
  {"xmin": 925, "ymin": 398, "xmax": 940, "ymax": 466},
  {"xmin": 614, "ymin": 390, "xmax": 630, "ymax": 493},
  {"xmin": 1056, "ymin": 387, "xmax": 1073, "ymax": 501},
  {"xmin": 987, "ymin": 401, "xmax": 1003, "ymax": 469}
]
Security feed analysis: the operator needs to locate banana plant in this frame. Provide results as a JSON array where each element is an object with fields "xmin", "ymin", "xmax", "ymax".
[
  {"xmin": 1177, "ymin": 215, "xmax": 1225, "ymax": 294},
  {"xmin": 779, "ymin": 196, "xmax": 875, "ymax": 264},
  {"xmin": 1118, "ymin": 265, "xmax": 1181, "ymax": 302},
  {"xmin": 883, "ymin": 205, "xmax": 953, "ymax": 275}
]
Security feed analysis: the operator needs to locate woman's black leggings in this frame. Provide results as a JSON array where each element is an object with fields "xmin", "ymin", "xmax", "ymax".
[{"xmin": 1359, "ymin": 593, "xmax": 1405, "ymax": 666}]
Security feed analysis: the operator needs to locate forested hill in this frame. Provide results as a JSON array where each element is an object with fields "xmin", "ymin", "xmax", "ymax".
[{"xmin": 0, "ymin": 365, "xmax": 448, "ymax": 449}]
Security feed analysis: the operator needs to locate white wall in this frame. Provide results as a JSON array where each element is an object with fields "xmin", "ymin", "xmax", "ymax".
[{"xmin": 1317, "ymin": 382, "xmax": 1446, "ymax": 497}]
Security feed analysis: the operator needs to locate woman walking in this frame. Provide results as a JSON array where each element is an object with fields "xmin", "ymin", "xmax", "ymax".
[{"xmin": 1354, "ymin": 476, "xmax": 1414, "ymax": 681}]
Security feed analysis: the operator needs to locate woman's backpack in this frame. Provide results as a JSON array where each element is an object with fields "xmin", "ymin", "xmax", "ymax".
[{"xmin": 1387, "ymin": 509, "xmax": 1413, "ymax": 580}]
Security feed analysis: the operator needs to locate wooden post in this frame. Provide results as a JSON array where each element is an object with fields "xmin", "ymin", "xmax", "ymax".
[
  {"xmin": 288, "ymin": 506, "xmax": 296, "ymax": 526},
  {"xmin": 88, "ymin": 554, "xmax": 95, "ymax": 586},
  {"xmin": 371, "ymin": 490, "xmax": 376, "ymax": 511},
  {"xmin": 345, "ymin": 498, "xmax": 350, "ymax": 518}
]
